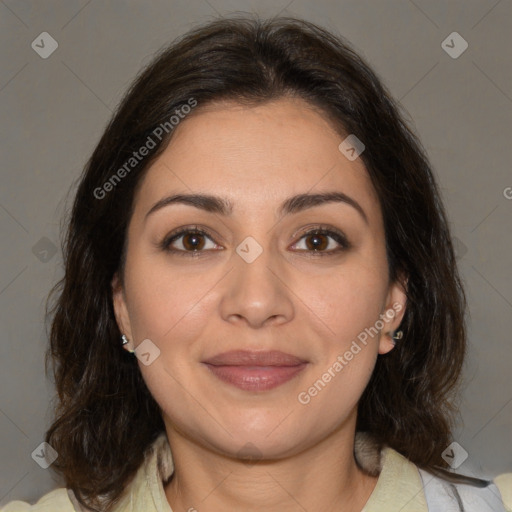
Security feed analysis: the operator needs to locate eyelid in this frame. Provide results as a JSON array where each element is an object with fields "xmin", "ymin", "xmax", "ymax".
[
  {"xmin": 160, "ymin": 224, "xmax": 350, "ymax": 256},
  {"xmin": 289, "ymin": 224, "xmax": 351, "ymax": 253},
  {"xmin": 159, "ymin": 225, "xmax": 220, "ymax": 256}
]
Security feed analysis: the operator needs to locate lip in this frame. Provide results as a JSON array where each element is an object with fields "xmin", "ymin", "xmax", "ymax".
[
  {"xmin": 203, "ymin": 350, "xmax": 308, "ymax": 366},
  {"xmin": 202, "ymin": 350, "xmax": 309, "ymax": 391}
]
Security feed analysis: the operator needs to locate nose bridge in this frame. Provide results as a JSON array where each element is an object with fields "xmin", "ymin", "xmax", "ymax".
[
  {"xmin": 235, "ymin": 234, "xmax": 276, "ymax": 285},
  {"xmin": 219, "ymin": 233, "xmax": 294, "ymax": 326}
]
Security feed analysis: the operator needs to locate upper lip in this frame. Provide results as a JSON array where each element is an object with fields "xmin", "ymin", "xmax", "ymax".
[{"xmin": 203, "ymin": 350, "xmax": 308, "ymax": 366}]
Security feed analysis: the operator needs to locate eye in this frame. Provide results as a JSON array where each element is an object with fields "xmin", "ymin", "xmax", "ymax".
[
  {"xmin": 160, "ymin": 226, "xmax": 220, "ymax": 257},
  {"xmin": 290, "ymin": 226, "xmax": 350, "ymax": 256},
  {"xmin": 159, "ymin": 225, "xmax": 350, "ymax": 257}
]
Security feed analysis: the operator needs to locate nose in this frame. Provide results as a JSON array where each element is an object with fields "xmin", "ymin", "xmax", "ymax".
[{"xmin": 218, "ymin": 240, "xmax": 295, "ymax": 329}]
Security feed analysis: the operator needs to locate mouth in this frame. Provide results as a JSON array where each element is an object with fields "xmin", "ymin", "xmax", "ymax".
[{"xmin": 202, "ymin": 350, "xmax": 309, "ymax": 391}]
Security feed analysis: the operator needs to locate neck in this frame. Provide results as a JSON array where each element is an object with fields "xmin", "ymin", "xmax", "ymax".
[{"xmin": 163, "ymin": 422, "xmax": 379, "ymax": 512}]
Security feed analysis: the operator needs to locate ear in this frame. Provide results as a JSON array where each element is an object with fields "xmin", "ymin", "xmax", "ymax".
[
  {"xmin": 111, "ymin": 272, "xmax": 135, "ymax": 353},
  {"xmin": 378, "ymin": 276, "xmax": 407, "ymax": 355}
]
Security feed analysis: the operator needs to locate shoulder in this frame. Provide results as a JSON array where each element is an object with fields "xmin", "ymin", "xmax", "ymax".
[
  {"xmin": 0, "ymin": 434, "xmax": 171, "ymax": 512},
  {"xmin": 0, "ymin": 488, "xmax": 76, "ymax": 512},
  {"xmin": 495, "ymin": 473, "xmax": 512, "ymax": 512},
  {"xmin": 361, "ymin": 435, "xmax": 511, "ymax": 512},
  {"xmin": 418, "ymin": 467, "xmax": 512, "ymax": 512}
]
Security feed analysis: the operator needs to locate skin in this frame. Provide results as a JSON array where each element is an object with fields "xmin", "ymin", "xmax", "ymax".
[{"xmin": 112, "ymin": 96, "xmax": 407, "ymax": 512}]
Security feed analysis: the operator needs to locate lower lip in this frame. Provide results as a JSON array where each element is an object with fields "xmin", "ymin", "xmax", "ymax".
[{"xmin": 203, "ymin": 363, "xmax": 308, "ymax": 391}]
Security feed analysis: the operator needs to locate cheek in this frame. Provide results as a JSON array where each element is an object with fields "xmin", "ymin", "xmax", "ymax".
[
  {"xmin": 297, "ymin": 259, "xmax": 389, "ymax": 410},
  {"xmin": 125, "ymin": 245, "xmax": 390, "ymax": 352},
  {"xmin": 298, "ymin": 262, "xmax": 389, "ymax": 345},
  {"xmin": 124, "ymin": 254, "xmax": 217, "ymax": 342},
  {"xmin": 295, "ymin": 269, "xmax": 385, "ymax": 412}
]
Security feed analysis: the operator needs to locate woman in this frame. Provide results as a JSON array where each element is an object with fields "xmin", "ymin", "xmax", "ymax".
[{"xmin": 3, "ymin": 15, "xmax": 511, "ymax": 512}]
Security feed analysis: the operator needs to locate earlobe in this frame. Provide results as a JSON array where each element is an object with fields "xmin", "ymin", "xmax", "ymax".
[
  {"xmin": 378, "ymin": 335, "xmax": 396, "ymax": 355},
  {"xmin": 111, "ymin": 273, "xmax": 133, "ymax": 349},
  {"xmin": 121, "ymin": 334, "xmax": 135, "ymax": 354},
  {"xmin": 378, "ymin": 277, "xmax": 407, "ymax": 355},
  {"xmin": 378, "ymin": 329, "xmax": 404, "ymax": 355}
]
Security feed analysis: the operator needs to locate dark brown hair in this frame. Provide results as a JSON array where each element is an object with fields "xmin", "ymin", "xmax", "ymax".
[{"xmin": 45, "ymin": 15, "xmax": 477, "ymax": 512}]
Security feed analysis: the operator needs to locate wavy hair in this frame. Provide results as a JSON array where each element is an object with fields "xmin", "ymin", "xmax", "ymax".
[{"xmin": 45, "ymin": 15, "xmax": 474, "ymax": 511}]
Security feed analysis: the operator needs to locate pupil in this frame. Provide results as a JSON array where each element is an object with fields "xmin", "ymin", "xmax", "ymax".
[
  {"xmin": 184, "ymin": 233, "xmax": 204, "ymax": 250},
  {"xmin": 307, "ymin": 234, "xmax": 326, "ymax": 251}
]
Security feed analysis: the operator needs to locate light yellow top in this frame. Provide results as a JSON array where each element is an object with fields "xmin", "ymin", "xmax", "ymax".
[{"xmin": 2, "ymin": 433, "xmax": 511, "ymax": 511}]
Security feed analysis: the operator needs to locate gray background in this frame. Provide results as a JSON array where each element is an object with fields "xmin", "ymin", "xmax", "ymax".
[{"xmin": 1, "ymin": 0, "xmax": 511, "ymax": 506}]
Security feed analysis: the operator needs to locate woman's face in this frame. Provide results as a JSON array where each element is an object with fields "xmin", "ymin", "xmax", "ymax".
[{"xmin": 112, "ymin": 96, "xmax": 406, "ymax": 459}]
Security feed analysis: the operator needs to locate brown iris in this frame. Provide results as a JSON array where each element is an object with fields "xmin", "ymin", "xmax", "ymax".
[
  {"xmin": 305, "ymin": 233, "xmax": 329, "ymax": 251},
  {"xmin": 182, "ymin": 232, "xmax": 206, "ymax": 251}
]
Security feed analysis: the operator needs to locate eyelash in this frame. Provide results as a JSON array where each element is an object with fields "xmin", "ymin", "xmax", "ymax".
[{"xmin": 159, "ymin": 224, "xmax": 351, "ymax": 258}]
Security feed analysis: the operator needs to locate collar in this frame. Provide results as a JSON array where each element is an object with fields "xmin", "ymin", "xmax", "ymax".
[{"xmin": 113, "ymin": 431, "xmax": 428, "ymax": 512}]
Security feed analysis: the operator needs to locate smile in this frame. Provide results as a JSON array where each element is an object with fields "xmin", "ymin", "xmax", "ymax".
[{"xmin": 202, "ymin": 363, "xmax": 308, "ymax": 391}]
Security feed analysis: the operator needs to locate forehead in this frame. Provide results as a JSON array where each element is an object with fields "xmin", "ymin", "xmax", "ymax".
[{"xmin": 132, "ymin": 97, "xmax": 379, "ymax": 221}]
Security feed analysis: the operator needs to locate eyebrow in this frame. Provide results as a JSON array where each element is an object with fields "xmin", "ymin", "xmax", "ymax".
[{"xmin": 144, "ymin": 191, "xmax": 368, "ymax": 224}]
